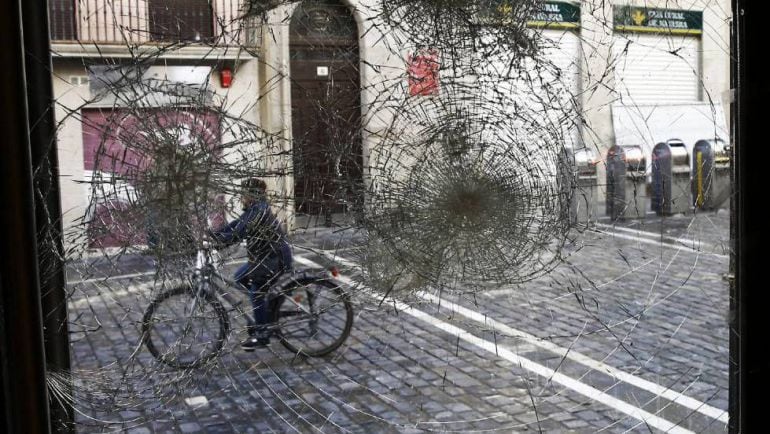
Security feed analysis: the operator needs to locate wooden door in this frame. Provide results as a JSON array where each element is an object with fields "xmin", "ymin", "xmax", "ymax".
[{"xmin": 290, "ymin": 1, "xmax": 362, "ymax": 216}]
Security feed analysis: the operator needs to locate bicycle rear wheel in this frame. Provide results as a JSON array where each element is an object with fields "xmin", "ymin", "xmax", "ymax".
[
  {"xmin": 272, "ymin": 278, "xmax": 353, "ymax": 357},
  {"xmin": 141, "ymin": 285, "xmax": 229, "ymax": 369}
]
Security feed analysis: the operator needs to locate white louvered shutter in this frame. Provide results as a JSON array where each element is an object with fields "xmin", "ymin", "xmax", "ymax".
[
  {"xmin": 540, "ymin": 29, "xmax": 581, "ymax": 148},
  {"xmin": 540, "ymin": 29, "xmax": 581, "ymax": 97},
  {"xmin": 613, "ymin": 33, "xmax": 701, "ymax": 104}
]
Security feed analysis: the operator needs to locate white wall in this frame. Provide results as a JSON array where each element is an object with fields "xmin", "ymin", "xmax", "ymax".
[{"xmin": 53, "ymin": 64, "xmax": 92, "ymax": 234}]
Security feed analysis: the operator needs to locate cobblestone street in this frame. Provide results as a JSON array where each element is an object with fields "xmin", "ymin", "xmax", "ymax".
[{"xmin": 65, "ymin": 210, "xmax": 730, "ymax": 433}]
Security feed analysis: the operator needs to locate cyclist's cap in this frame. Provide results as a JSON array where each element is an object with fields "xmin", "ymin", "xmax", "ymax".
[{"xmin": 242, "ymin": 178, "xmax": 267, "ymax": 195}]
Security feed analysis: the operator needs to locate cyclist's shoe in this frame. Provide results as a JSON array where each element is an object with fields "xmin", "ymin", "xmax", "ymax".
[{"xmin": 241, "ymin": 335, "xmax": 270, "ymax": 352}]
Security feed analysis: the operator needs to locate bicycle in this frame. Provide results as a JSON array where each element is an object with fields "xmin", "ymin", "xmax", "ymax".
[{"xmin": 140, "ymin": 242, "xmax": 354, "ymax": 369}]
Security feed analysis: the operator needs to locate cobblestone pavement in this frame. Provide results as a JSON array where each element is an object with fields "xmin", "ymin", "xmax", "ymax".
[{"xmin": 65, "ymin": 211, "xmax": 730, "ymax": 433}]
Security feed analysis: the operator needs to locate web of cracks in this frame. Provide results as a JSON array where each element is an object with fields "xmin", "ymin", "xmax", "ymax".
[{"xmin": 30, "ymin": 0, "xmax": 734, "ymax": 432}]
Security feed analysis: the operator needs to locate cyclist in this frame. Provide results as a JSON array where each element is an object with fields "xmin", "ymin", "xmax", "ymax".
[{"xmin": 208, "ymin": 178, "xmax": 293, "ymax": 351}]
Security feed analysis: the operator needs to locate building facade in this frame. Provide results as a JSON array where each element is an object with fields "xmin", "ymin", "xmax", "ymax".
[{"xmin": 50, "ymin": 0, "xmax": 731, "ymax": 247}]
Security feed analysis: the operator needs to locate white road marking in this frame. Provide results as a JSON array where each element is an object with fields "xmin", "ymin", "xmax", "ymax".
[
  {"xmin": 67, "ymin": 270, "xmax": 158, "ymax": 286},
  {"xmin": 67, "ymin": 280, "xmax": 183, "ymax": 309},
  {"xmin": 592, "ymin": 229, "xmax": 728, "ymax": 259},
  {"xmin": 293, "ymin": 256, "xmax": 700, "ymax": 433},
  {"xmin": 398, "ymin": 303, "xmax": 696, "ymax": 434},
  {"xmin": 595, "ymin": 222, "xmax": 726, "ymax": 253},
  {"xmin": 482, "ymin": 257, "xmax": 658, "ymax": 299},
  {"xmin": 303, "ymin": 252, "xmax": 729, "ymax": 425},
  {"xmin": 417, "ymin": 292, "xmax": 729, "ymax": 424},
  {"xmin": 67, "ymin": 259, "xmax": 247, "ymax": 285}
]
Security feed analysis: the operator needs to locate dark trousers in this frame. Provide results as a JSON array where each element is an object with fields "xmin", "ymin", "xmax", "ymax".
[{"xmin": 234, "ymin": 253, "xmax": 291, "ymax": 333}]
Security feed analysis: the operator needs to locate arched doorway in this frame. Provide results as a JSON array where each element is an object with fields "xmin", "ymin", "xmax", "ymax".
[{"xmin": 289, "ymin": 0, "xmax": 363, "ymax": 223}]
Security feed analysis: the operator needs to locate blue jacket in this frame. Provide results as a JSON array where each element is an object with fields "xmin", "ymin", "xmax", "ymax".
[{"xmin": 209, "ymin": 200, "xmax": 291, "ymax": 263}]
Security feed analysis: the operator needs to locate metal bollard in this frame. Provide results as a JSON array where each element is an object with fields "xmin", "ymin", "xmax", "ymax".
[
  {"xmin": 606, "ymin": 145, "xmax": 648, "ymax": 220},
  {"xmin": 571, "ymin": 148, "xmax": 598, "ymax": 223},
  {"xmin": 692, "ymin": 138, "xmax": 730, "ymax": 210},
  {"xmin": 651, "ymin": 139, "xmax": 691, "ymax": 215},
  {"xmin": 606, "ymin": 145, "xmax": 625, "ymax": 221},
  {"xmin": 623, "ymin": 146, "xmax": 648, "ymax": 219}
]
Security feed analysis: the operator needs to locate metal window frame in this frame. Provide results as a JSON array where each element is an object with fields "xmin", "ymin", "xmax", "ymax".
[{"xmin": 2, "ymin": 0, "xmax": 769, "ymax": 433}]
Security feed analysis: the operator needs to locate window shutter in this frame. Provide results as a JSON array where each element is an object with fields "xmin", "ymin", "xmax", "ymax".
[
  {"xmin": 48, "ymin": 0, "xmax": 76, "ymax": 41},
  {"xmin": 149, "ymin": 0, "xmax": 214, "ymax": 42}
]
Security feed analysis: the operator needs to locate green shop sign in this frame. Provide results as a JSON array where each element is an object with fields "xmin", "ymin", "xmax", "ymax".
[
  {"xmin": 528, "ymin": 1, "xmax": 580, "ymax": 29},
  {"xmin": 478, "ymin": 1, "xmax": 580, "ymax": 29},
  {"xmin": 614, "ymin": 6, "xmax": 703, "ymax": 35}
]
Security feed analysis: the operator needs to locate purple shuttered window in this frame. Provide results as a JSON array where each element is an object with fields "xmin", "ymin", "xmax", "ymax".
[
  {"xmin": 48, "ymin": 0, "xmax": 76, "ymax": 41},
  {"xmin": 81, "ymin": 108, "xmax": 223, "ymax": 248},
  {"xmin": 149, "ymin": 0, "xmax": 214, "ymax": 42}
]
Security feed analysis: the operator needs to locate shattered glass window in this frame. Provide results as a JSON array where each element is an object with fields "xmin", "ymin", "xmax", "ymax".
[{"xmin": 39, "ymin": 0, "xmax": 732, "ymax": 431}]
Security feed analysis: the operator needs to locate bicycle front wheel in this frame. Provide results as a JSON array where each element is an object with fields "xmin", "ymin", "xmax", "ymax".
[
  {"xmin": 141, "ymin": 285, "xmax": 230, "ymax": 369},
  {"xmin": 272, "ymin": 278, "xmax": 353, "ymax": 357}
]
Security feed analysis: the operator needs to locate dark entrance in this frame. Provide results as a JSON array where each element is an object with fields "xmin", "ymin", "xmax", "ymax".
[{"xmin": 289, "ymin": 0, "xmax": 363, "ymax": 220}]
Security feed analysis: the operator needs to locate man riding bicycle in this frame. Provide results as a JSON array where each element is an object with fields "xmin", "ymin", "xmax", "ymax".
[{"xmin": 208, "ymin": 178, "xmax": 293, "ymax": 351}]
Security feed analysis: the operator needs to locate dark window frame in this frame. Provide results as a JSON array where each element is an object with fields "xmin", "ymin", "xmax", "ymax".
[
  {"xmin": 4, "ymin": 0, "xmax": 770, "ymax": 433},
  {"xmin": 148, "ymin": 0, "xmax": 215, "ymax": 43},
  {"xmin": 48, "ymin": 0, "xmax": 77, "ymax": 41}
]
